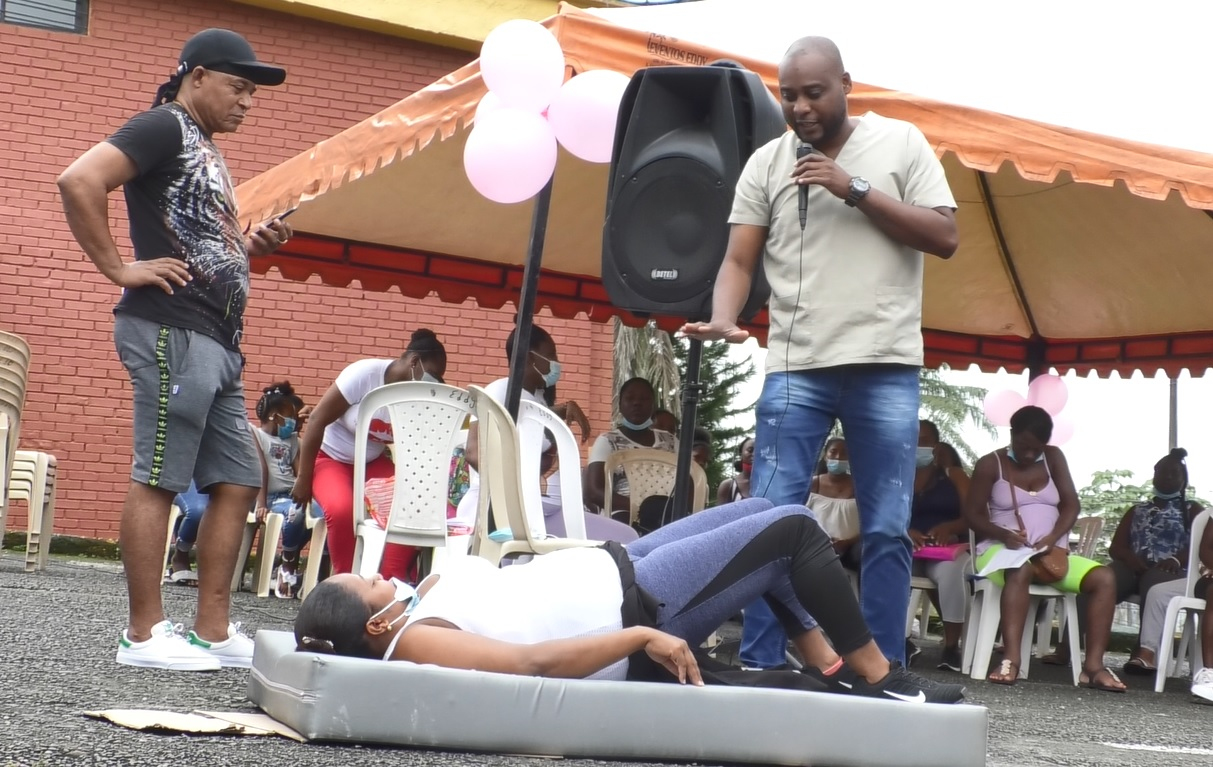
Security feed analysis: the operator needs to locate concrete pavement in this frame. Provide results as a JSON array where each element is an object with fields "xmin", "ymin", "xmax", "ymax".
[{"xmin": 1, "ymin": 552, "xmax": 1210, "ymax": 766}]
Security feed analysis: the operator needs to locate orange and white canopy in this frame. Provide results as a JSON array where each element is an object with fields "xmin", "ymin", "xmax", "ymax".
[{"xmin": 237, "ymin": 2, "xmax": 1213, "ymax": 376}]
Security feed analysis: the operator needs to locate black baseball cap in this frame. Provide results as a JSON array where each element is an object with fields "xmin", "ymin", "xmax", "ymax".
[{"xmin": 178, "ymin": 28, "xmax": 286, "ymax": 86}]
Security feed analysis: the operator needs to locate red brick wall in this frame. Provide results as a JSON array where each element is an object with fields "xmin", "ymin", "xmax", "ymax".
[{"xmin": 0, "ymin": 0, "xmax": 616, "ymax": 539}]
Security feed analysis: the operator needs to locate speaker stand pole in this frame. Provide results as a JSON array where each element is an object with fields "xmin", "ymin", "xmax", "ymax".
[
  {"xmin": 504, "ymin": 178, "xmax": 554, "ymax": 421},
  {"xmin": 670, "ymin": 336, "xmax": 704, "ymax": 522}
]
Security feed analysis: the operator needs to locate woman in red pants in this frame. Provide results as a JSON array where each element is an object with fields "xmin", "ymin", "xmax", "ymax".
[{"xmin": 291, "ymin": 329, "xmax": 447, "ymax": 579}]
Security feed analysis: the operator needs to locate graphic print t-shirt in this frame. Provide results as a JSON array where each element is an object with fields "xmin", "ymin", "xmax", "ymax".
[
  {"xmin": 108, "ymin": 104, "xmax": 249, "ymax": 351},
  {"xmin": 320, "ymin": 358, "xmax": 395, "ymax": 464}
]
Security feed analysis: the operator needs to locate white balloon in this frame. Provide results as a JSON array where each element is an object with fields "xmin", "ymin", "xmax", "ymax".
[
  {"xmin": 479, "ymin": 20, "xmax": 565, "ymax": 114},
  {"xmin": 547, "ymin": 70, "xmax": 631, "ymax": 163}
]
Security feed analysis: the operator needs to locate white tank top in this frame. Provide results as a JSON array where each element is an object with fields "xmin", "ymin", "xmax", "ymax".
[
  {"xmin": 390, "ymin": 547, "xmax": 628, "ymax": 680},
  {"xmin": 807, "ymin": 494, "xmax": 861, "ymax": 540}
]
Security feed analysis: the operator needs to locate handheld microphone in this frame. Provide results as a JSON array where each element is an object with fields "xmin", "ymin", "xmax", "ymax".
[{"xmin": 797, "ymin": 143, "xmax": 813, "ymax": 231}]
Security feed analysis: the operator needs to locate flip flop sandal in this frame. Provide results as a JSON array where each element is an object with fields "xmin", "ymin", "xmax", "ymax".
[
  {"xmin": 1122, "ymin": 657, "xmax": 1157, "ymax": 676},
  {"xmin": 987, "ymin": 659, "xmax": 1019, "ymax": 685},
  {"xmin": 1080, "ymin": 667, "xmax": 1127, "ymax": 693},
  {"xmin": 170, "ymin": 569, "xmax": 198, "ymax": 584},
  {"xmin": 1041, "ymin": 652, "xmax": 1070, "ymax": 666}
]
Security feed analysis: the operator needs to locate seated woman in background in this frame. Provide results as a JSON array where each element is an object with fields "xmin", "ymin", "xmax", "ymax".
[
  {"xmin": 717, "ymin": 436, "xmax": 755, "ymax": 506},
  {"xmin": 963, "ymin": 405, "xmax": 1124, "ymax": 691},
  {"xmin": 807, "ymin": 437, "xmax": 861, "ymax": 570},
  {"xmin": 908, "ymin": 421, "xmax": 970, "ymax": 673},
  {"xmin": 294, "ymin": 496, "xmax": 965, "ymax": 704},
  {"xmin": 1048, "ymin": 448, "xmax": 1202, "ymax": 672},
  {"xmin": 290, "ymin": 329, "xmax": 448, "ymax": 580},
  {"xmin": 1132, "ymin": 517, "xmax": 1213, "ymax": 699},
  {"xmin": 456, "ymin": 324, "xmax": 633, "ymax": 544},
  {"xmin": 585, "ymin": 377, "xmax": 677, "ymax": 520}
]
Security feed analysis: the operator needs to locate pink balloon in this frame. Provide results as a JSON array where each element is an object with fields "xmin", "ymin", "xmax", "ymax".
[
  {"xmin": 1026, "ymin": 374, "xmax": 1069, "ymax": 416},
  {"xmin": 984, "ymin": 389, "xmax": 1027, "ymax": 427},
  {"xmin": 479, "ymin": 20, "xmax": 565, "ymax": 113},
  {"xmin": 1050, "ymin": 412, "xmax": 1075, "ymax": 446},
  {"xmin": 474, "ymin": 90, "xmax": 503, "ymax": 123},
  {"xmin": 463, "ymin": 108, "xmax": 557, "ymax": 204},
  {"xmin": 547, "ymin": 70, "xmax": 631, "ymax": 163}
]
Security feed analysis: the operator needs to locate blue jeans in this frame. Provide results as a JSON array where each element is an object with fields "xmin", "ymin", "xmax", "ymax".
[
  {"xmin": 739, "ymin": 365, "xmax": 918, "ymax": 666},
  {"xmin": 175, "ymin": 484, "xmax": 316, "ymax": 554}
]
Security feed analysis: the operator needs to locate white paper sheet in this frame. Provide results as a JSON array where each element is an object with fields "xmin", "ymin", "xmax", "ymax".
[{"xmin": 976, "ymin": 546, "xmax": 1047, "ymax": 577}]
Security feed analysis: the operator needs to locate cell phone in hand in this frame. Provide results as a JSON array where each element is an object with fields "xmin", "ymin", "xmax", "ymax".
[{"xmin": 275, "ymin": 206, "xmax": 298, "ymax": 222}]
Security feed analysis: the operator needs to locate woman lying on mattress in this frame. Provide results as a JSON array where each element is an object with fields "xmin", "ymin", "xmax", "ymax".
[{"xmin": 294, "ymin": 497, "xmax": 965, "ymax": 704}]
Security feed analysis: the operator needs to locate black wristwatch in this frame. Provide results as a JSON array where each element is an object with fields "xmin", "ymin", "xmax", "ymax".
[{"xmin": 845, "ymin": 176, "xmax": 871, "ymax": 207}]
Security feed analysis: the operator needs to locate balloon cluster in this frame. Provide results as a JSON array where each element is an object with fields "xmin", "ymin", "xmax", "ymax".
[
  {"xmin": 983, "ymin": 374, "xmax": 1075, "ymax": 446},
  {"xmin": 463, "ymin": 20, "xmax": 631, "ymax": 204}
]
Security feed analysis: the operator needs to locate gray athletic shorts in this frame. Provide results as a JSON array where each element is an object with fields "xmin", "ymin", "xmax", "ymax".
[{"xmin": 114, "ymin": 313, "xmax": 261, "ymax": 494}]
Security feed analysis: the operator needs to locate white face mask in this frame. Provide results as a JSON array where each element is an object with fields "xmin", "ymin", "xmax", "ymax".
[
  {"xmin": 411, "ymin": 361, "xmax": 440, "ymax": 384},
  {"xmin": 367, "ymin": 578, "xmax": 419, "ymax": 630}
]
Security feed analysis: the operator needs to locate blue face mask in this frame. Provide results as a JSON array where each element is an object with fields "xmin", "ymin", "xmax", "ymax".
[
  {"xmin": 1007, "ymin": 447, "xmax": 1045, "ymax": 465},
  {"xmin": 915, "ymin": 447, "xmax": 935, "ymax": 467},
  {"xmin": 622, "ymin": 417, "xmax": 653, "ymax": 431},
  {"xmin": 826, "ymin": 459, "xmax": 850, "ymax": 476},
  {"xmin": 368, "ymin": 577, "xmax": 419, "ymax": 630},
  {"xmin": 277, "ymin": 417, "xmax": 296, "ymax": 440},
  {"xmin": 1154, "ymin": 486, "xmax": 1183, "ymax": 500},
  {"xmin": 532, "ymin": 352, "xmax": 562, "ymax": 389}
]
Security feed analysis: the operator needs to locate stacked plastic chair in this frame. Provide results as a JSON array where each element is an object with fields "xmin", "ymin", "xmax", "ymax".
[
  {"xmin": 7, "ymin": 450, "xmax": 57, "ymax": 572},
  {"xmin": 0, "ymin": 330, "xmax": 31, "ymax": 550}
]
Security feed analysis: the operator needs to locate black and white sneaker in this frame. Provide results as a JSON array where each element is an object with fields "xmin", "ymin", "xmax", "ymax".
[
  {"xmin": 802, "ymin": 663, "xmax": 862, "ymax": 695},
  {"xmin": 850, "ymin": 661, "xmax": 966, "ymax": 704}
]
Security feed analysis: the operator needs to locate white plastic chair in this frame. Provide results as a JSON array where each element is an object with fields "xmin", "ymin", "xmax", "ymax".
[
  {"xmin": 1154, "ymin": 509, "xmax": 1211, "ymax": 692},
  {"xmin": 251, "ymin": 501, "xmax": 321, "ymax": 597},
  {"xmin": 299, "ymin": 513, "xmax": 328, "ymax": 600},
  {"xmin": 350, "ymin": 382, "xmax": 475, "ymax": 578},
  {"xmin": 468, "ymin": 385, "xmax": 596, "ymax": 565},
  {"xmin": 905, "ymin": 575, "xmax": 940, "ymax": 639},
  {"xmin": 232, "ymin": 511, "xmax": 283, "ymax": 595},
  {"xmin": 517, "ymin": 398, "xmax": 587, "ymax": 540},
  {"xmin": 0, "ymin": 330, "xmax": 30, "ymax": 543},
  {"xmin": 961, "ymin": 529, "xmax": 1082, "ymax": 685},
  {"xmin": 603, "ymin": 448, "xmax": 708, "ymax": 526},
  {"xmin": 1034, "ymin": 515, "xmax": 1104, "ymax": 656},
  {"xmin": 6, "ymin": 450, "xmax": 56, "ymax": 572}
]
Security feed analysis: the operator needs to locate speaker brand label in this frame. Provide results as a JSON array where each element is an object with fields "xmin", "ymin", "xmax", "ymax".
[{"xmin": 650, "ymin": 269, "xmax": 679, "ymax": 281}]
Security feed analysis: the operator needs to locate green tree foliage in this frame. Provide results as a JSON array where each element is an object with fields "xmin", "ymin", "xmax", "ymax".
[
  {"xmin": 670, "ymin": 336, "xmax": 757, "ymax": 497},
  {"xmin": 611, "ymin": 319, "xmax": 680, "ymax": 415},
  {"xmin": 919, "ymin": 366, "xmax": 996, "ymax": 468}
]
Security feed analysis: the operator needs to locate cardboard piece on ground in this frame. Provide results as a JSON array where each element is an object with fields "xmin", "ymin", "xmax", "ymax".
[
  {"xmin": 196, "ymin": 710, "xmax": 306, "ymax": 742},
  {"xmin": 84, "ymin": 709, "xmax": 299, "ymax": 740}
]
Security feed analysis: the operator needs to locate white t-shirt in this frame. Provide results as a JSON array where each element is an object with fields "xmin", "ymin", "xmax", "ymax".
[
  {"xmin": 588, "ymin": 428, "xmax": 677, "ymax": 497},
  {"xmin": 399, "ymin": 547, "xmax": 627, "ymax": 680},
  {"xmin": 452, "ymin": 377, "xmax": 545, "ymax": 527},
  {"xmin": 250, "ymin": 425, "xmax": 299, "ymax": 495},
  {"xmin": 730, "ymin": 113, "xmax": 957, "ymax": 372},
  {"xmin": 320, "ymin": 358, "xmax": 395, "ymax": 464}
]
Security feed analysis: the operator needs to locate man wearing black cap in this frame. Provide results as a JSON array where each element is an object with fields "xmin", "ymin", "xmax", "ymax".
[{"xmin": 57, "ymin": 29, "xmax": 290, "ymax": 671}]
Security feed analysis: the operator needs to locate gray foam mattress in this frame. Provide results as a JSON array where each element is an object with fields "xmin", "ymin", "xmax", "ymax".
[{"xmin": 248, "ymin": 630, "xmax": 987, "ymax": 766}]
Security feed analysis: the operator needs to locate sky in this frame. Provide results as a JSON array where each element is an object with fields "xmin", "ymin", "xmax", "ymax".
[{"xmin": 724, "ymin": 340, "xmax": 1213, "ymax": 494}]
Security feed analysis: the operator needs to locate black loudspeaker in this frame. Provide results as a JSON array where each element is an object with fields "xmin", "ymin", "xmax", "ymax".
[{"xmin": 602, "ymin": 65, "xmax": 786, "ymax": 321}]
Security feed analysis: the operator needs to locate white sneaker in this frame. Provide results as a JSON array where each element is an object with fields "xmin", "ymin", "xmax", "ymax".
[
  {"xmin": 188, "ymin": 622, "xmax": 255, "ymax": 668},
  {"xmin": 1191, "ymin": 667, "xmax": 1213, "ymax": 704},
  {"xmin": 116, "ymin": 620, "xmax": 221, "ymax": 671}
]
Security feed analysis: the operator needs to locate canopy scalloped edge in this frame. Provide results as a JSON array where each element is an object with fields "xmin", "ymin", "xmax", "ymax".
[
  {"xmin": 237, "ymin": 6, "xmax": 1213, "ymax": 231},
  {"xmin": 253, "ymin": 233, "xmax": 1213, "ymax": 377}
]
